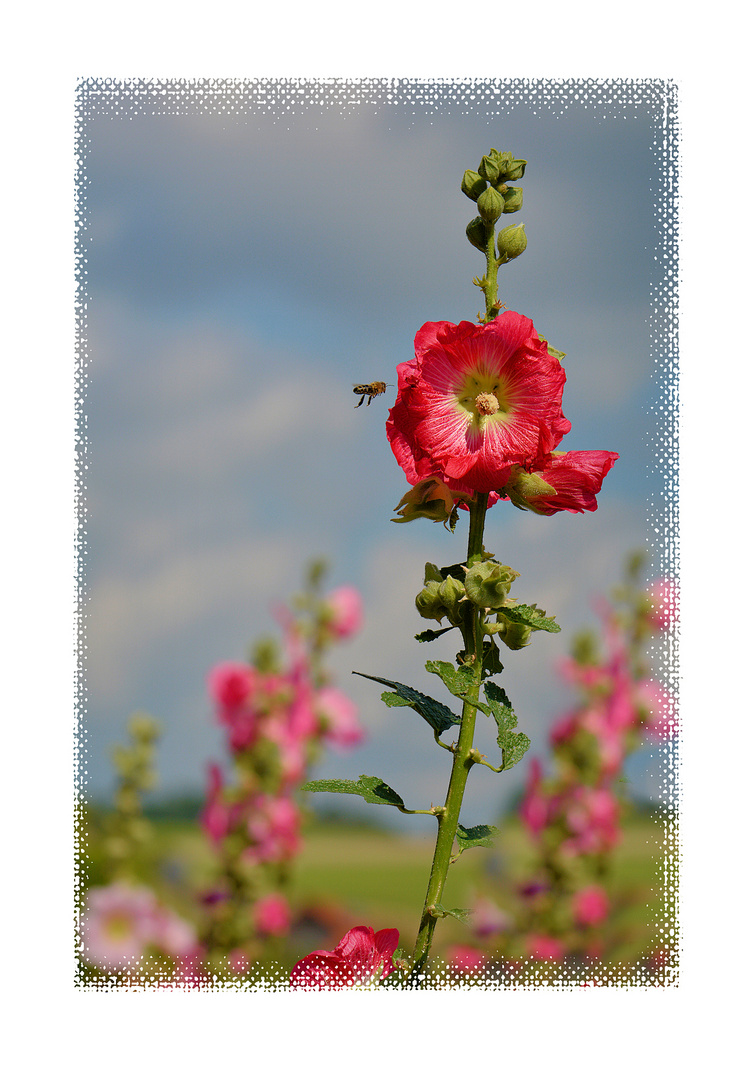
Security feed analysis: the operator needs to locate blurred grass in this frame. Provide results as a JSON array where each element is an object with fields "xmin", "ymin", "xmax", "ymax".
[{"xmin": 81, "ymin": 801, "xmax": 673, "ymax": 967}]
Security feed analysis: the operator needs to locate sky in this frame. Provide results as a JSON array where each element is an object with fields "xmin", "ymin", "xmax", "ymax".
[{"xmin": 77, "ymin": 78, "xmax": 677, "ymax": 833}]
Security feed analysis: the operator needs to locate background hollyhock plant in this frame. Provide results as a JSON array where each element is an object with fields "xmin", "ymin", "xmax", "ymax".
[
  {"xmin": 433, "ymin": 554, "xmax": 678, "ymax": 978},
  {"xmin": 300, "ymin": 147, "xmax": 620, "ymax": 987},
  {"xmin": 197, "ymin": 561, "xmax": 365, "ymax": 979}
]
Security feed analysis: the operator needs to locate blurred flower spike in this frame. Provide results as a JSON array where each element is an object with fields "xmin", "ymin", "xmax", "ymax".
[{"xmin": 290, "ymin": 925, "xmax": 400, "ymax": 989}]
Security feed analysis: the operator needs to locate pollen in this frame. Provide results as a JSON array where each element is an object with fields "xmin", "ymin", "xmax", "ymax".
[{"xmin": 474, "ymin": 391, "xmax": 500, "ymax": 415}]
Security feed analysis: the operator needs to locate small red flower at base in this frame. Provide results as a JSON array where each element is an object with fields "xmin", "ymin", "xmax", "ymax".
[
  {"xmin": 526, "ymin": 934, "xmax": 566, "ymax": 962},
  {"xmin": 290, "ymin": 925, "xmax": 399, "ymax": 989}
]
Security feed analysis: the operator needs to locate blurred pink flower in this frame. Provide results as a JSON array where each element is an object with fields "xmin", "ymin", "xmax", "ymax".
[
  {"xmin": 315, "ymin": 686, "xmax": 365, "ymax": 748},
  {"xmin": 201, "ymin": 763, "xmax": 231, "ymax": 845},
  {"xmin": 519, "ymin": 759, "xmax": 550, "ymax": 835},
  {"xmin": 648, "ymin": 578, "xmax": 679, "ymax": 631},
  {"xmin": 572, "ymin": 885, "xmax": 609, "ymax": 928},
  {"xmin": 527, "ymin": 934, "xmax": 565, "ymax": 962},
  {"xmin": 245, "ymin": 794, "xmax": 302, "ymax": 864},
  {"xmin": 563, "ymin": 786, "xmax": 620, "ymax": 855},
  {"xmin": 228, "ymin": 948, "xmax": 252, "ymax": 974},
  {"xmin": 81, "ymin": 883, "xmax": 194, "ymax": 969},
  {"xmin": 637, "ymin": 678, "xmax": 678, "ymax": 740},
  {"xmin": 445, "ymin": 945, "xmax": 486, "ymax": 972},
  {"xmin": 207, "ymin": 661, "xmax": 255, "ymax": 714},
  {"xmin": 324, "ymin": 586, "xmax": 363, "ymax": 640},
  {"xmin": 80, "ymin": 883, "xmax": 160, "ymax": 970},
  {"xmin": 471, "ymin": 896, "xmax": 513, "ymax": 938},
  {"xmin": 290, "ymin": 925, "xmax": 399, "ymax": 989},
  {"xmin": 253, "ymin": 893, "xmax": 292, "ymax": 937}
]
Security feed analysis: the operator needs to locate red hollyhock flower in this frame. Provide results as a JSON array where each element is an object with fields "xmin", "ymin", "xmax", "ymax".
[
  {"xmin": 502, "ymin": 449, "xmax": 619, "ymax": 515},
  {"xmin": 290, "ymin": 925, "xmax": 399, "ymax": 989},
  {"xmin": 386, "ymin": 314, "xmax": 571, "ymax": 496}
]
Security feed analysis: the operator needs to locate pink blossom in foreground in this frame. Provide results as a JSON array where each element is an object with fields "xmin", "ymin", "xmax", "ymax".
[
  {"xmin": 253, "ymin": 893, "xmax": 292, "ymax": 937},
  {"xmin": 81, "ymin": 883, "xmax": 196, "ymax": 970},
  {"xmin": 324, "ymin": 585, "xmax": 364, "ymax": 639},
  {"xmin": 290, "ymin": 925, "xmax": 399, "ymax": 989},
  {"xmin": 81, "ymin": 883, "xmax": 160, "ymax": 969},
  {"xmin": 572, "ymin": 885, "xmax": 609, "ymax": 928}
]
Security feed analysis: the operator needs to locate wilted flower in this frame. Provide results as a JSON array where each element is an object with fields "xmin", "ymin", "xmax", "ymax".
[{"xmin": 502, "ymin": 450, "xmax": 618, "ymax": 515}]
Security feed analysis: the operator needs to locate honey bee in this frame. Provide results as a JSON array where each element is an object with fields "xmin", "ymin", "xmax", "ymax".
[{"xmin": 353, "ymin": 381, "xmax": 389, "ymax": 408}]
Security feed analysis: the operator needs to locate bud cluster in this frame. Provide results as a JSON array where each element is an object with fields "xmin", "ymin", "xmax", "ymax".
[{"xmin": 462, "ymin": 149, "xmax": 528, "ymax": 265}]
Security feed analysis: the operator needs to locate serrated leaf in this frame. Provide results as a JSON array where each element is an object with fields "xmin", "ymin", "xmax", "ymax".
[
  {"xmin": 301, "ymin": 774, "xmax": 409, "ymax": 810},
  {"xmin": 353, "ymin": 671, "xmax": 460, "ymax": 735},
  {"xmin": 496, "ymin": 602, "xmax": 561, "ymax": 634},
  {"xmin": 424, "ymin": 659, "xmax": 477, "ymax": 697},
  {"xmin": 455, "ymin": 822, "xmax": 500, "ymax": 854},
  {"xmin": 483, "ymin": 682, "xmax": 531, "ymax": 770},
  {"xmin": 430, "ymin": 903, "xmax": 474, "ymax": 925}
]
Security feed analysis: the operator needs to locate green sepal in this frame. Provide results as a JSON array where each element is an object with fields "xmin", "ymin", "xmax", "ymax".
[
  {"xmin": 483, "ymin": 682, "xmax": 530, "ymax": 770},
  {"xmin": 537, "ymin": 333, "xmax": 566, "ymax": 362},
  {"xmin": 455, "ymin": 822, "xmax": 500, "ymax": 854},
  {"xmin": 495, "ymin": 602, "xmax": 561, "ymax": 634},
  {"xmin": 353, "ymin": 671, "xmax": 460, "ymax": 735},
  {"xmin": 301, "ymin": 774, "xmax": 413, "ymax": 812},
  {"xmin": 430, "ymin": 902, "xmax": 474, "ymax": 925}
]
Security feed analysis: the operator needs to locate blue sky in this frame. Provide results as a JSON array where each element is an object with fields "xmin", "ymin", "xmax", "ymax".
[{"xmin": 78, "ymin": 80, "xmax": 676, "ymax": 831}]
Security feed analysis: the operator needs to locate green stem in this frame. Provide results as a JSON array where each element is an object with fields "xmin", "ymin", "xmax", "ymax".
[{"xmin": 408, "ymin": 492, "xmax": 490, "ymax": 984}]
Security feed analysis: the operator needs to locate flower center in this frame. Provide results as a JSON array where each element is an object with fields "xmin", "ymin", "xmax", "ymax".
[
  {"xmin": 474, "ymin": 391, "xmax": 500, "ymax": 415},
  {"xmin": 456, "ymin": 371, "xmax": 508, "ymax": 428}
]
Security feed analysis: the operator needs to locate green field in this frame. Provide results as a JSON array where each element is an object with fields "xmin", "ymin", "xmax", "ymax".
[{"xmin": 82, "ymin": 802, "xmax": 677, "ymax": 973}]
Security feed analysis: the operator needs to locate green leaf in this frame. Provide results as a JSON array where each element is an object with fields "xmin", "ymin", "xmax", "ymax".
[
  {"xmin": 483, "ymin": 682, "xmax": 531, "ymax": 770},
  {"xmin": 353, "ymin": 671, "xmax": 460, "ymax": 735},
  {"xmin": 301, "ymin": 774, "xmax": 411, "ymax": 811},
  {"xmin": 455, "ymin": 822, "xmax": 500, "ymax": 854},
  {"xmin": 430, "ymin": 903, "xmax": 474, "ymax": 925},
  {"xmin": 414, "ymin": 626, "xmax": 455, "ymax": 644},
  {"xmin": 496, "ymin": 602, "xmax": 561, "ymax": 634},
  {"xmin": 424, "ymin": 659, "xmax": 477, "ymax": 697}
]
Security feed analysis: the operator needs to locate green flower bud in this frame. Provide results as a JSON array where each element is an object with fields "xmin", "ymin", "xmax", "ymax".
[
  {"xmin": 496, "ymin": 222, "xmax": 527, "ymax": 261},
  {"xmin": 504, "ymin": 158, "xmax": 527, "ymax": 181},
  {"xmin": 415, "ymin": 576, "xmax": 465, "ymax": 625},
  {"xmin": 466, "ymin": 216, "xmax": 489, "ymax": 252},
  {"xmin": 477, "ymin": 186, "xmax": 505, "ymax": 225},
  {"xmin": 501, "ymin": 466, "xmax": 557, "ymax": 513},
  {"xmin": 461, "ymin": 169, "xmax": 488, "ymax": 201},
  {"xmin": 464, "ymin": 560, "xmax": 518, "ymax": 609},
  {"xmin": 500, "ymin": 186, "xmax": 523, "ymax": 214},
  {"xmin": 498, "ymin": 618, "xmax": 533, "ymax": 651},
  {"xmin": 478, "ymin": 154, "xmax": 504, "ymax": 185}
]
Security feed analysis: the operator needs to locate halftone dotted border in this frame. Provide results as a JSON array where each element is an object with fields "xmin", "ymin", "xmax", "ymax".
[{"xmin": 74, "ymin": 77, "xmax": 679, "ymax": 992}]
